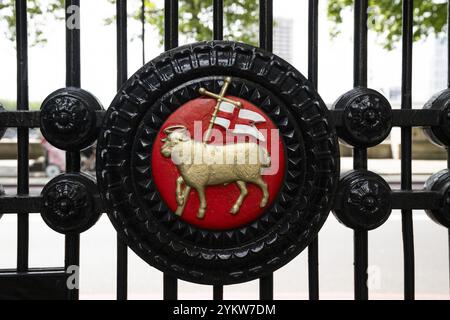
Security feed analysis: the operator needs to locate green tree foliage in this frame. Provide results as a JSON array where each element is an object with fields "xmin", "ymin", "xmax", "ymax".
[
  {"xmin": 0, "ymin": 0, "xmax": 258, "ymax": 46},
  {"xmin": 0, "ymin": 0, "xmax": 64, "ymax": 46},
  {"xmin": 327, "ymin": 0, "xmax": 448, "ymax": 50},
  {"xmin": 112, "ymin": 0, "xmax": 259, "ymax": 46},
  {"xmin": 1, "ymin": 0, "xmax": 448, "ymax": 50}
]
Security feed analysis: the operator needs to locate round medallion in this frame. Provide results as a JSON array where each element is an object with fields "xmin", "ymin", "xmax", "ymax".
[
  {"xmin": 96, "ymin": 41, "xmax": 339, "ymax": 285},
  {"xmin": 151, "ymin": 94, "xmax": 286, "ymax": 230}
]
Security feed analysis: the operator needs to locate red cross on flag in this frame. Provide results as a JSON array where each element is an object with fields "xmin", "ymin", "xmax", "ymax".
[{"xmin": 214, "ymin": 101, "xmax": 266, "ymax": 141}]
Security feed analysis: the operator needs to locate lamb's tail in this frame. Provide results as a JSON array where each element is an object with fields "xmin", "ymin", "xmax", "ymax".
[{"xmin": 260, "ymin": 147, "xmax": 271, "ymax": 168}]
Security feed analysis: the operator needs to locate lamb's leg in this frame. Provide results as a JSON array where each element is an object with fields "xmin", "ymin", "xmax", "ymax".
[
  {"xmin": 254, "ymin": 177, "xmax": 269, "ymax": 208},
  {"xmin": 176, "ymin": 176, "xmax": 185, "ymax": 206},
  {"xmin": 231, "ymin": 181, "xmax": 248, "ymax": 215},
  {"xmin": 196, "ymin": 186, "xmax": 207, "ymax": 219}
]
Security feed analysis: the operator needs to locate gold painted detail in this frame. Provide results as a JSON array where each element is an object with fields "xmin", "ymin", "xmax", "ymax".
[{"xmin": 160, "ymin": 77, "xmax": 271, "ymax": 219}]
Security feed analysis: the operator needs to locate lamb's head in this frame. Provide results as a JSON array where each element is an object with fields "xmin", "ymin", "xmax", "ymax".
[{"xmin": 160, "ymin": 125, "xmax": 189, "ymax": 158}]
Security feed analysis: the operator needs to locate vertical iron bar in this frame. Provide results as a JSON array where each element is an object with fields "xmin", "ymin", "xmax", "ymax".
[
  {"xmin": 65, "ymin": 0, "xmax": 81, "ymax": 300},
  {"xmin": 401, "ymin": 0, "xmax": 415, "ymax": 301},
  {"xmin": 259, "ymin": 0, "xmax": 273, "ymax": 52},
  {"xmin": 213, "ymin": 285, "xmax": 223, "ymax": 300},
  {"xmin": 141, "ymin": 0, "xmax": 146, "ymax": 65},
  {"xmin": 354, "ymin": 230, "xmax": 368, "ymax": 299},
  {"xmin": 307, "ymin": 0, "xmax": 320, "ymax": 301},
  {"xmin": 163, "ymin": 0, "xmax": 179, "ymax": 300},
  {"xmin": 448, "ymin": 0, "xmax": 450, "ymax": 90},
  {"xmin": 259, "ymin": 274, "xmax": 274, "ymax": 300},
  {"xmin": 116, "ymin": 0, "xmax": 128, "ymax": 301},
  {"xmin": 446, "ymin": 0, "xmax": 450, "ymax": 298},
  {"xmin": 307, "ymin": 237, "xmax": 319, "ymax": 300},
  {"xmin": 213, "ymin": 0, "xmax": 224, "ymax": 40},
  {"xmin": 15, "ymin": 0, "xmax": 29, "ymax": 273},
  {"xmin": 353, "ymin": 0, "xmax": 369, "ymax": 300},
  {"xmin": 259, "ymin": 0, "xmax": 273, "ymax": 300},
  {"xmin": 163, "ymin": 273, "xmax": 178, "ymax": 300},
  {"xmin": 164, "ymin": 0, "xmax": 178, "ymax": 51}
]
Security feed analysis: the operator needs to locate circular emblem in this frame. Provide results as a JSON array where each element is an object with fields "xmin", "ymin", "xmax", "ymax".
[
  {"xmin": 152, "ymin": 92, "xmax": 286, "ymax": 230},
  {"xmin": 96, "ymin": 41, "xmax": 339, "ymax": 285}
]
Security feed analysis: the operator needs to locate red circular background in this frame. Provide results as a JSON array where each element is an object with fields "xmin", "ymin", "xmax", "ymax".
[{"xmin": 151, "ymin": 96, "xmax": 285, "ymax": 230}]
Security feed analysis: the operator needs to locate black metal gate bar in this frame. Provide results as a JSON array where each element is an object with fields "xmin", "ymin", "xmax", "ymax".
[
  {"xmin": 15, "ymin": 0, "xmax": 30, "ymax": 274},
  {"xmin": 213, "ymin": 0, "xmax": 223, "ymax": 41},
  {"xmin": 258, "ymin": 0, "xmax": 274, "ymax": 301},
  {"xmin": 141, "ymin": 0, "xmax": 146, "ymax": 65},
  {"xmin": 163, "ymin": 273, "xmax": 178, "ymax": 300},
  {"xmin": 212, "ymin": 0, "xmax": 224, "ymax": 301},
  {"xmin": 163, "ymin": 0, "xmax": 179, "ymax": 301},
  {"xmin": 164, "ymin": 0, "xmax": 179, "ymax": 52},
  {"xmin": 444, "ymin": 1, "xmax": 450, "ymax": 297},
  {"xmin": 116, "ymin": 0, "xmax": 129, "ymax": 301},
  {"xmin": 307, "ymin": 0, "xmax": 320, "ymax": 301},
  {"xmin": 401, "ymin": 0, "xmax": 415, "ymax": 300},
  {"xmin": 353, "ymin": 0, "xmax": 369, "ymax": 301},
  {"xmin": 64, "ymin": 0, "xmax": 81, "ymax": 301},
  {"xmin": 1, "ymin": 108, "xmax": 446, "ymax": 129}
]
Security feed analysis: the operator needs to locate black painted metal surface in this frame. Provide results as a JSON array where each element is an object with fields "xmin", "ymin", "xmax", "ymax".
[{"xmin": 0, "ymin": 0, "xmax": 450, "ymax": 301}]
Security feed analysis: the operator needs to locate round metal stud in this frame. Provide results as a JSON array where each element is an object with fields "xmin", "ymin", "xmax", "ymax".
[
  {"xmin": 422, "ymin": 89, "xmax": 450, "ymax": 147},
  {"xmin": 40, "ymin": 87, "xmax": 103, "ymax": 151},
  {"xmin": 333, "ymin": 170, "xmax": 392, "ymax": 230},
  {"xmin": 96, "ymin": 40, "xmax": 340, "ymax": 285},
  {"xmin": 424, "ymin": 169, "xmax": 450, "ymax": 228},
  {"xmin": 333, "ymin": 87, "xmax": 393, "ymax": 148},
  {"xmin": 0, "ymin": 104, "xmax": 6, "ymax": 140},
  {"xmin": 41, "ymin": 173, "xmax": 100, "ymax": 234}
]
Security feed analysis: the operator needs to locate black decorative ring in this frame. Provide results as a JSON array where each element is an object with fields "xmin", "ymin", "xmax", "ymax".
[
  {"xmin": 424, "ymin": 169, "xmax": 450, "ymax": 228},
  {"xmin": 40, "ymin": 87, "xmax": 103, "ymax": 151},
  {"xmin": 333, "ymin": 170, "xmax": 392, "ymax": 230},
  {"xmin": 333, "ymin": 87, "xmax": 392, "ymax": 148},
  {"xmin": 96, "ymin": 41, "xmax": 339, "ymax": 285},
  {"xmin": 41, "ymin": 173, "xmax": 101, "ymax": 234},
  {"xmin": 423, "ymin": 89, "xmax": 450, "ymax": 147}
]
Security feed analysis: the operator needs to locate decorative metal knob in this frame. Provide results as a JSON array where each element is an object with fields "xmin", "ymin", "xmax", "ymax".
[
  {"xmin": 40, "ymin": 88, "xmax": 103, "ymax": 151},
  {"xmin": 422, "ymin": 89, "xmax": 450, "ymax": 147},
  {"xmin": 333, "ymin": 170, "xmax": 392, "ymax": 230},
  {"xmin": 424, "ymin": 169, "xmax": 450, "ymax": 228},
  {"xmin": 41, "ymin": 173, "xmax": 100, "ymax": 234},
  {"xmin": 333, "ymin": 87, "xmax": 393, "ymax": 148}
]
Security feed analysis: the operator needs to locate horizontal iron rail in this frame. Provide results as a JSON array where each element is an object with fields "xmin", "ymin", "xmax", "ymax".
[
  {"xmin": 0, "ymin": 109, "xmax": 444, "ymax": 128},
  {"xmin": 0, "ymin": 267, "xmax": 71, "ymax": 300},
  {"xmin": 0, "ymin": 194, "xmax": 104, "ymax": 214},
  {"xmin": 0, "ymin": 190, "xmax": 442, "ymax": 214}
]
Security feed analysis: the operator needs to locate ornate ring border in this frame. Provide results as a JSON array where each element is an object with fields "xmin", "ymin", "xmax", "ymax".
[
  {"xmin": 132, "ymin": 77, "xmax": 305, "ymax": 247},
  {"xmin": 96, "ymin": 41, "xmax": 340, "ymax": 285}
]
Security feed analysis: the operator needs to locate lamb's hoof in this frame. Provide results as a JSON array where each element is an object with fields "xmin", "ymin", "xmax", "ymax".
[
  {"xmin": 197, "ymin": 208, "xmax": 206, "ymax": 219},
  {"xmin": 176, "ymin": 195, "xmax": 184, "ymax": 206},
  {"xmin": 260, "ymin": 198, "xmax": 268, "ymax": 208},
  {"xmin": 230, "ymin": 205, "xmax": 240, "ymax": 215}
]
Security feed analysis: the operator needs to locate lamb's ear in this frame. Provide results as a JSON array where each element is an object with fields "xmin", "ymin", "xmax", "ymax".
[{"xmin": 179, "ymin": 129, "xmax": 190, "ymax": 141}]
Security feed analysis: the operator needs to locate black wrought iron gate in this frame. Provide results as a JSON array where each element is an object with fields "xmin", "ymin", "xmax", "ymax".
[{"xmin": 0, "ymin": 0, "xmax": 450, "ymax": 301}]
